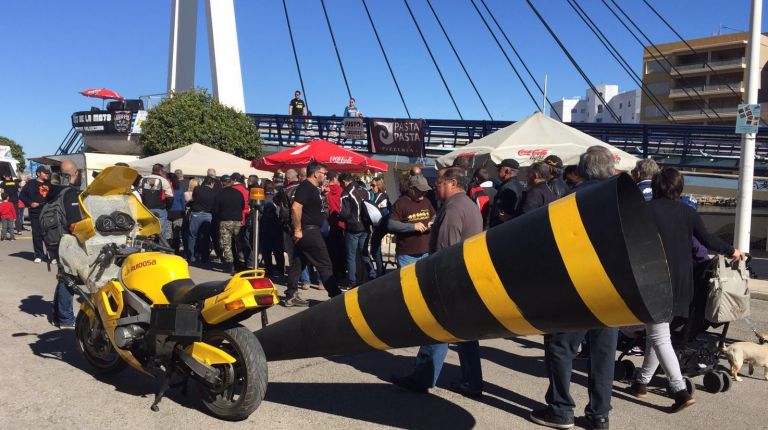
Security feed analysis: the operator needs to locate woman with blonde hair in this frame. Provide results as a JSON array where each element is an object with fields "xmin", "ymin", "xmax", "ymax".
[
  {"xmin": 369, "ymin": 176, "xmax": 391, "ymax": 277},
  {"xmin": 184, "ymin": 178, "xmax": 199, "ymax": 203}
]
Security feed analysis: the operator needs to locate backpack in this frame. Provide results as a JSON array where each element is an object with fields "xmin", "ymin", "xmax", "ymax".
[
  {"xmin": 275, "ymin": 183, "xmax": 299, "ymax": 232},
  {"xmin": 469, "ymin": 185, "xmax": 495, "ymax": 228},
  {"xmin": 40, "ymin": 187, "xmax": 75, "ymax": 249}
]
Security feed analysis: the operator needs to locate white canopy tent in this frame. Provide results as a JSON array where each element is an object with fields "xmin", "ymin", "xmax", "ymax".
[
  {"xmin": 128, "ymin": 143, "xmax": 272, "ymax": 178},
  {"xmin": 436, "ymin": 112, "xmax": 640, "ymax": 172}
]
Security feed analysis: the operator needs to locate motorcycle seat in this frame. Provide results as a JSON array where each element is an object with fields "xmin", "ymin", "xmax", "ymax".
[{"xmin": 162, "ymin": 279, "xmax": 228, "ymax": 304}]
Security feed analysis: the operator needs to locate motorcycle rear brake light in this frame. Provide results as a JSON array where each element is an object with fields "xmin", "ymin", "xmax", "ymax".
[
  {"xmin": 257, "ymin": 296, "xmax": 274, "ymax": 305},
  {"xmin": 248, "ymin": 278, "xmax": 273, "ymax": 289},
  {"xmin": 225, "ymin": 300, "xmax": 245, "ymax": 311}
]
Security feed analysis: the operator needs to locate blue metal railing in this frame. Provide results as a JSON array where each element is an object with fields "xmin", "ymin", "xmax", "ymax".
[{"xmin": 247, "ymin": 113, "xmax": 768, "ymax": 171}]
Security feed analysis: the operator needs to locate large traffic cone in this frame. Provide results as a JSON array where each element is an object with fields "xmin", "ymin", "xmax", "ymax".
[{"xmin": 256, "ymin": 174, "xmax": 672, "ymax": 361}]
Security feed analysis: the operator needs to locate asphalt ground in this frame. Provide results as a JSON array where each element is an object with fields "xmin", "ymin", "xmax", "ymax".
[{"xmin": 1, "ymin": 235, "xmax": 768, "ymax": 429}]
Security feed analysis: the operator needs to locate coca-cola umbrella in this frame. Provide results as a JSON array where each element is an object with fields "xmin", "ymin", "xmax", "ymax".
[
  {"xmin": 79, "ymin": 87, "xmax": 124, "ymax": 101},
  {"xmin": 252, "ymin": 139, "xmax": 388, "ymax": 173}
]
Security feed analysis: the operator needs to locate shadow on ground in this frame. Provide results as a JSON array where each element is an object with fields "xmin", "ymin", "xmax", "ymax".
[
  {"xmin": 19, "ymin": 294, "xmax": 52, "ymax": 319},
  {"xmin": 265, "ymin": 382, "xmax": 476, "ymax": 430},
  {"xmin": 8, "ymin": 251, "xmax": 36, "ymax": 262}
]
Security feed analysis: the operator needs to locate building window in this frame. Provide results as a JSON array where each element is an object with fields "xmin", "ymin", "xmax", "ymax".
[
  {"xmin": 598, "ymin": 92, "xmax": 603, "ymax": 98},
  {"xmin": 596, "ymin": 118, "xmax": 603, "ymax": 123},
  {"xmin": 571, "ymin": 108, "xmax": 577, "ymax": 113},
  {"xmin": 619, "ymin": 103, "xmax": 623, "ymax": 109},
  {"xmin": 580, "ymin": 108, "xmax": 585, "ymax": 113},
  {"xmin": 628, "ymin": 101, "xmax": 631, "ymax": 107},
  {"xmin": 597, "ymin": 105, "xmax": 604, "ymax": 113}
]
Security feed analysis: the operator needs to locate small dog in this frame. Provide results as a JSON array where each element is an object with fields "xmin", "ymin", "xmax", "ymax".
[{"xmin": 724, "ymin": 333, "xmax": 768, "ymax": 382}]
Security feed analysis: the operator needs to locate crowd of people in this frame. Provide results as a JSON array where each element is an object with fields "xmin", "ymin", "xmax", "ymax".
[{"xmin": 1, "ymin": 143, "xmax": 747, "ymax": 430}]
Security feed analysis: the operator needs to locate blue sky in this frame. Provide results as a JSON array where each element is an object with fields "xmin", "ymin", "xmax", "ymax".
[{"xmin": 0, "ymin": 0, "xmax": 763, "ymax": 157}]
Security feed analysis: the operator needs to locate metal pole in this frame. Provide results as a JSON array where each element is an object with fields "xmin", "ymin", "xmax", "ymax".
[
  {"xmin": 252, "ymin": 208, "xmax": 260, "ymax": 270},
  {"xmin": 542, "ymin": 74, "xmax": 548, "ymax": 115},
  {"xmin": 734, "ymin": 0, "xmax": 762, "ymax": 253}
]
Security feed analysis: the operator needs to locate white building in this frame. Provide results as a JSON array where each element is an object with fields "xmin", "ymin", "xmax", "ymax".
[{"xmin": 550, "ymin": 84, "xmax": 641, "ymax": 124}]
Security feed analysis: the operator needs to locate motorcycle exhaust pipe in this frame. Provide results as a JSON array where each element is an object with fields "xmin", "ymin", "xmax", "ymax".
[{"xmin": 256, "ymin": 174, "xmax": 672, "ymax": 361}]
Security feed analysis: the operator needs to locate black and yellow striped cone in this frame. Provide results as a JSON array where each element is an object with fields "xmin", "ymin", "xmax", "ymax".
[{"xmin": 256, "ymin": 174, "xmax": 672, "ymax": 361}]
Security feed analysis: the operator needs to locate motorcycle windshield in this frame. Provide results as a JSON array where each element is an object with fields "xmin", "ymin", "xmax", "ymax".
[{"xmin": 72, "ymin": 166, "xmax": 161, "ymax": 243}]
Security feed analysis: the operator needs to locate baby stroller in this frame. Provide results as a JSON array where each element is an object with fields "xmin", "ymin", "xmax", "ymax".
[{"xmin": 614, "ymin": 257, "xmax": 733, "ymax": 395}]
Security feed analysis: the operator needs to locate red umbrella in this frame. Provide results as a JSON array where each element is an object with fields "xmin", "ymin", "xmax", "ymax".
[
  {"xmin": 79, "ymin": 87, "xmax": 124, "ymax": 101},
  {"xmin": 252, "ymin": 140, "xmax": 388, "ymax": 173}
]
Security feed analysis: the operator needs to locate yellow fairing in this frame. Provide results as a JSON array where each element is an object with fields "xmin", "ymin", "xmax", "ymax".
[
  {"xmin": 92, "ymin": 280, "xmax": 145, "ymax": 372},
  {"xmin": 71, "ymin": 166, "xmax": 160, "ymax": 243},
  {"xmin": 121, "ymin": 252, "xmax": 191, "ymax": 304},
  {"xmin": 202, "ymin": 270, "xmax": 279, "ymax": 325},
  {"xmin": 185, "ymin": 342, "xmax": 236, "ymax": 365}
]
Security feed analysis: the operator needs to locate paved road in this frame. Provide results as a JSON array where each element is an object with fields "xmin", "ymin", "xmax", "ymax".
[{"xmin": 1, "ymin": 237, "xmax": 767, "ymax": 429}]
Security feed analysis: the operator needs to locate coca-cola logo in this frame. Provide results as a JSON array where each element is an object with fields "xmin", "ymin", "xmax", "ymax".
[
  {"xmin": 329, "ymin": 156, "xmax": 353, "ymax": 164},
  {"xmin": 517, "ymin": 149, "xmax": 549, "ymax": 157}
]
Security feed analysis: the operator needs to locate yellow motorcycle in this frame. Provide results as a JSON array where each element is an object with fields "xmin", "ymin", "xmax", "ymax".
[{"xmin": 62, "ymin": 166, "xmax": 277, "ymax": 420}]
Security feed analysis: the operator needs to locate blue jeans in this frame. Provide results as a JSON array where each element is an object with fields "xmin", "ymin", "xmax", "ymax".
[
  {"xmin": 397, "ymin": 253, "xmax": 428, "ymax": 268},
  {"xmin": 150, "ymin": 208, "xmax": 170, "ymax": 240},
  {"xmin": 53, "ymin": 278, "xmax": 75, "ymax": 325},
  {"xmin": 370, "ymin": 227, "xmax": 386, "ymax": 277},
  {"xmin": 187, "ymin": 211, "xmax": 212, "ymax": 262},
  {"xmin": 544, "ymin": 328, "xmax": 619, "ymax": 419},
  {"xmin": 345, "ymin": 231, "xmax": 373, "ymax": 285},
  {"xmin": 408, "ymin": 341, "xmax": 483, "ymax": 390},
  {"xmin": 291, "ymin": 118, "xmax": 304, "ymax": 142},
  {"xmin": 300, "ymin": 266, "xmax": 311, "ymax": 285}
]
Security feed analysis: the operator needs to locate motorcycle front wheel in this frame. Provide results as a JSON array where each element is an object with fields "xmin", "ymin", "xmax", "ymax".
[
  {"xmin": 199, "ymin": 324, "xmax": 268, "ymax": 421},
  {"xmin": 75, "ymin": 310, "xmax": 127, "ymax": 375}
]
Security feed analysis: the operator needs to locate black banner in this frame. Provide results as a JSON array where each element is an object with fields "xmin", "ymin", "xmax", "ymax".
[
  {"xmin": 368, "ymin": 118, "xmax": 425, "ymax": 157},
  {"xmin": 71, "ymin": 110, "xmax": 133, "ymax": 134}
]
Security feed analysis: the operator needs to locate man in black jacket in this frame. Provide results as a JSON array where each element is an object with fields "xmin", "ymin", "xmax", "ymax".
[
  {"xmin": 50, "ymin": 159, "xmax": 84, "ymax": 329},
  {"xmin": 20, "ymin": 165, "xmax": 51, "ymax": 263},
  {"xmin": 522, "ymin": 162, "xmax": 557, "ymax": 214},
  {"xmin": 489, "ymin": 159, "xmax": 523, "ymax": 228},
  {"xmin": 188, "ymin": 177, "xmax": 216, "ymax": 263},
  {"xmin": 212, "ymin": 176, "xmax": 244, "ymax": 275},
  {"xmin": 530, "ymin": 146, "xmax": 617, "ymax": 430},
  {"xmin": 339, "ymin": 173, "xmax": 374, "ymax": 287}
]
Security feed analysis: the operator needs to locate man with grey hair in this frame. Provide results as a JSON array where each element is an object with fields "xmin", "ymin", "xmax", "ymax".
[
  {"xmin": 297, "ymin": 167, "xmax": 307, "ymax": 182},
  {"xmin": 632, "ymin": 159, "xmax": 660, "ymax": 202},
  {"xmin": 577, "ymin": 145, "xmax": 616, "ymax": 183},
  {"xmin": 530, "ymin": 145, "xmax": 618, "ymax": 430}
]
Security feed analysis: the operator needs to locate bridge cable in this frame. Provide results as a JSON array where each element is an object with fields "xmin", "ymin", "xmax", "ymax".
[
  {"xmin": 601, "ymin": 0, "xmax": 720, "ymax": 122},
  {"xmin": 403, "ymin": 0, "xmax": 464, "ymax": 120},
  {"xmin": 469, "ymin": 0, "xmax": 542, "ymax": 114},
  {"xmin": 425, "ymin": 0, "xmax": 493, "ymax": 120},
  {"xmin": 641, "ymin": 0, "xmax": 768, "ymax": 127},
  {"xmin": 478, "ymin": 0, "xmax": 561, "ymax": 121},
  {"xmin": 526, "ymin": 0, "xmax": 620, "ymax": 123},
  {"xmin": 282, "ymin": 0, "xmax": 308, "ymax": 106},
  {"xmin": 360, "ymin": 0, "xmax": 412, "ymax": 118},
  {"xmin": 320, "ymin": 0, "xmax": 352, "ymax": 100},
  {"xmin": 567, "ymin": 0, "xmax": 675, "ymax": 123}
]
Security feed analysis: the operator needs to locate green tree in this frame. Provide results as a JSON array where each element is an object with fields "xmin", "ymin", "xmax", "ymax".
[
  {"xmin": 0, "ymin": 136, "xmax": 26, "ymax": 172},
  {"xmin": 140, "ymin": 89, "xmax": 262, "ymax": 159}
]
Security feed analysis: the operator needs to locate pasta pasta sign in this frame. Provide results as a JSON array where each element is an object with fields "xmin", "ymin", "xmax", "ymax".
[{"xmin": 368, "ymin": 119, "xmax": 425, "ymax": 157}]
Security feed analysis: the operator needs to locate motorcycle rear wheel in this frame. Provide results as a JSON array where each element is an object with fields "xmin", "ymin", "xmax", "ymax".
[
  {"xmin": 199, "ymin": 324, "xmax": 268, "ymax": 421},
  {"xmin": 75, "ymin": 310, "xmax": 127, "ymax": 375}
]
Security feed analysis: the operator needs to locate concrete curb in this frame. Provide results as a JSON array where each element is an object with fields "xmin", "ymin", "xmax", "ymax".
[{"xmin": 753, "ymin": 291, "xmax": 768, "ymax": 301}]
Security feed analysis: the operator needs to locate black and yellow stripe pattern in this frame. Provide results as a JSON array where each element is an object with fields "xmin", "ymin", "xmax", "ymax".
[{"xmin": 256, "ymin": 174, "xmax": 672, "ymax": 361}]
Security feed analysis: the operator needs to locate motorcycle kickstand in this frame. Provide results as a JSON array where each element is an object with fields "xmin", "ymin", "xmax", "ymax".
[{"xmin": 150, "ymin": 368, "xmax": 174, "ymax": 412}]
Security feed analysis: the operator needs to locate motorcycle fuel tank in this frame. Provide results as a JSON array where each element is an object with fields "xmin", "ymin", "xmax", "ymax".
[{"xmin": 121, "ymin": 252, "xmax": 191, "ymax": 305}]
